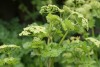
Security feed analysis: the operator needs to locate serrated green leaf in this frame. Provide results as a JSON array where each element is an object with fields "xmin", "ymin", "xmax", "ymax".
[
  {"xmin": 46, "ymin": 13, "xmax": 62, "ymax": 24},
  {"xmin": 62, "ymin": 19, "xmax": 74, "ymax": 31},
  {"xmin": 41, "ymin": 43, "xmax": 65, "ymax": 57}
]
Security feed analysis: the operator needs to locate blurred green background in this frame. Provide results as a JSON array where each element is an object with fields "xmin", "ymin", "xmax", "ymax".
[{"xmin": 0, "ymin": 0, "xmax": 100, "ymax": 67}]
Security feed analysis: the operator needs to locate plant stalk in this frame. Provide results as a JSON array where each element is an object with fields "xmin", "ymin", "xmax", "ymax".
[
  {"xmin": 47, "ymin": 58, "xmax": 54, "ymax": 67},
  {"xmin": 92, "ymin": 28, "xmax": 95, "ymax": 37},
  {"xmin": 59, "ymin": 31, "xmax": 68, "ymax": 45}
]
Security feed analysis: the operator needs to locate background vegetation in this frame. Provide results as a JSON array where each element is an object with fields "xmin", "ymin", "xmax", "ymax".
[{"xmin": 0, "ymin": 0, "xmax": 100, "ymax": 67}]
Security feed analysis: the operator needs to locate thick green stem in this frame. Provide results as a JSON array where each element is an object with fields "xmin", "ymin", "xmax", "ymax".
[
  {"xmin": 92, "ymin": 28, "xmax": 95, "ymax": 37},
  {"xmin": 67, "ymin": 13, "xmax": 73, "ymax": 19},
  {"xmin": 59, "ymin": 31, "xmax": 68, "ymax": 45},
  {"xmin": 47, "ymin": 58, "xmax": 54, "ymax": 67},
  {"xmin": 39, "ymin": 57, "xmax": 43, "ymax": 67},
  {"xmin": 47, "ymin": 20, "xmax": 54, "ymax": 67},
  {"xmin": 47, "ymin": 36, "xmax": 50, "ymax": 44}
]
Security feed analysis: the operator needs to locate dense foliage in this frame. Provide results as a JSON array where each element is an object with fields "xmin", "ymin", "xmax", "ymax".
[{"xmin": 0, "ymin": 0, "xmax": 100, "ymax": 67}]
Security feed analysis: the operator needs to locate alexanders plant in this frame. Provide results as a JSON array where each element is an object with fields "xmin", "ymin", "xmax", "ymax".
[{"xmin": 19, "ymin": 4, "xmax": 100, "ymax": 67}]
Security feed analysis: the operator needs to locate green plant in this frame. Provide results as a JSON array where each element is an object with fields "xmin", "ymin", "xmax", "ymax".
[
  {"xmin": 65, "ymin": 0, "xmax": 100, "ymax": 36},
  {"xmin": 19, "ymin": 4, "xmax": 100, "ymax": 67},
  {"xmin": 0, "ymin": 0, "xmax": 100, "ymax": 67},
  {"xmin": 0, "ymin": 44, "xmax": 22, "ymax": 67}
]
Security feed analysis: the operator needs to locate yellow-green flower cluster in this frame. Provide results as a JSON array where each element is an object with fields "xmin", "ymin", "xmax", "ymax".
[
  {"xmin": 86, "ymin": 37, "xmax": 100, "ymax": 48},
  {"xmin": 19, "ymin": 25, "xmax": 46, "ymax": 36},
  {"xmin": 0, "ymin": 44, "xmax": 20, "ymax": 54},
  {"xmin": 0, "ymin": 45, "xmax": 20, "ymax": 49},
  {"xmin": 40, "ymin": 5, "xmax": 61, "ymax": 14},
  {"xmin": 0, "ymin": 57, "xmax": 19, "ymax": 65}
]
